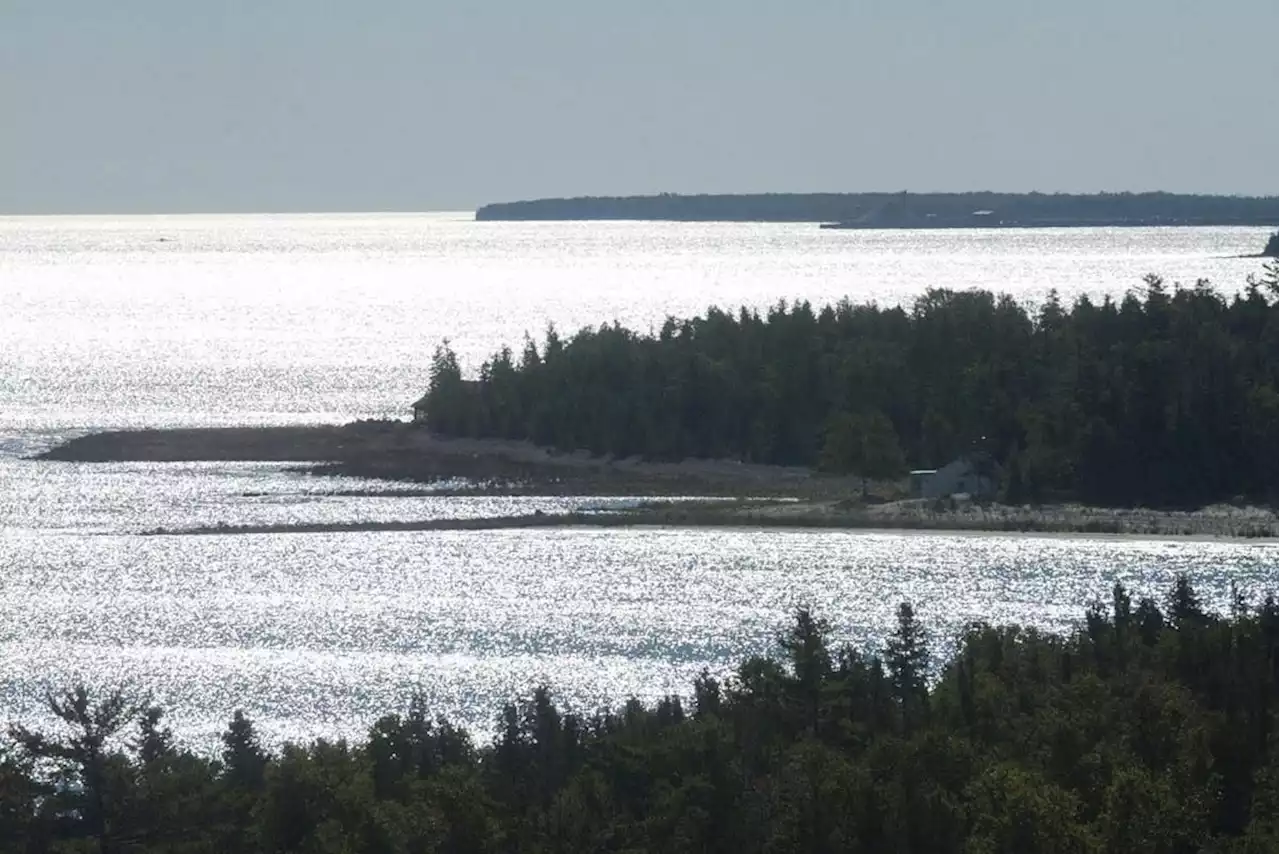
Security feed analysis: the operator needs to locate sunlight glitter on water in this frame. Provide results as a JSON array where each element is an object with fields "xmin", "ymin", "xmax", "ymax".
[
  {"xmin": 0, "ymin": 458, "xmax": 682, "ymax": 534},
  {"xmin": 2, "ymin": 216, "xmax": 1276, "ymax": 750},
  {"xmin": 2, "ymin": 216, "xmax": 1272, "ymax": 432},
  {"xmin": 1, "ymin": 527, "xmax": 1273, "ymax": 749}
]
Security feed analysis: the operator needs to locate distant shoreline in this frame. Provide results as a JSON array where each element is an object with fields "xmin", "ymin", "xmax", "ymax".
[
  {"xmin": 32, "ymin": 423, "xmax": 857, "ymax": 499},
  {"xmin": 138, "ymin": 507, "xmax": 1276, "ymax": 541},
  {"xmin": 475, "ymin": 191, "xmax": 1279, "ymax": 226},
  {"xmin": 38, "ymin": 424, "xmax": 1278, "ymax": 540}
]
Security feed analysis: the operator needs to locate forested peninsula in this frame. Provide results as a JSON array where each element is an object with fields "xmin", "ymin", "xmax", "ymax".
[
  {"xmin": 475, "ymin": 191, "xmax": 1279, "ymax": 226},
  {"xmin": 3, "ymin": 579, "xmax": 1275, "ymax": 852},
  {"xmin": 422, "ymin": 269, "xmax": 1279, "ymax": 510}
]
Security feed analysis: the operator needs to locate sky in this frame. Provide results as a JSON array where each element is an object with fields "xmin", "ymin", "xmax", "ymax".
[{"xmin": 2, "ymin": 1, "xmax": 1277, "ymax": 214}]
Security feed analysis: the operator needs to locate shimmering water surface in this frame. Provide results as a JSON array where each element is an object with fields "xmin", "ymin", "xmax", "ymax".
[
  {"xmin": 1, "ymin": 215, "xmax": 1275, "ymax": 747},
  {"xmin": 4, "ymin": 215, "xmax": 1273, "ymax": 431}
]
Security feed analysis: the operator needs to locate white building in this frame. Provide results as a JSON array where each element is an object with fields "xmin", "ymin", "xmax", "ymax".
[{"xmin": 909, "ymin": 455, "xmax": 996, "ymax": 499}]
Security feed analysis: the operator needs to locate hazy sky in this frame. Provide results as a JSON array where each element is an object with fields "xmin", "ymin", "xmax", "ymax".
[{"xmin": 3, "ymin": 1, "xmax": 1277, "ymax": 213}]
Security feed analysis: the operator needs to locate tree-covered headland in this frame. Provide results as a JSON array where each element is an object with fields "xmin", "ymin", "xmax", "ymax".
[
  {"xmin": 421, "ymin": 267, "xmax": 1279, "ymax": 509},
  {"xmin": 475, "ymin": 191, "xmax": 1279, "ymax": 226},
  {"xmin": 2, "ymin": 578, "xmax": 1275, "ymax": 852}
]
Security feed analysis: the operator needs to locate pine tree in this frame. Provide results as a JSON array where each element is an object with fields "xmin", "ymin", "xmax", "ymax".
[
  {"xmin": 1135, "ymin": 597, "xmax": 1165, "ymax": 646},
  {"xmin": 1168, "ymin": 575, "xmax": 1207, "ymax": 627},
  {"xmin": 780, "ymin": 607, "xmax": 832, "ymax": 733},
  {"xmin": 221, "ymin": 711, "xmax": 267, "ymax": 790},
  {"xmin": 8, "ymin": 686, "xmax": 141, "ymax": 854},
  {"xmin": 136, "ymin": 706, "xmax": 173, "ymax": 765},
  {"xmin": 694, "ymin": 669, "xmax": 723, "ymax": 717},
  {"xmin": 885, "ymin": 602, "xmax": 930, "ymax": 733},
  {"xmin": 424, "ymin": 340, "xmax": 466, "ymax": 433}
]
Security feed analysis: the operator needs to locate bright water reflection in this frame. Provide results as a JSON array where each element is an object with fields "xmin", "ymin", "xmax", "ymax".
[
  {"xmin": 2, "ymin": 216, "xmax": 1271, "ymax": 432},
  {"xmin": 0, "ymin": 457, "xmax": 668, "ymax": 534},
  {"xmin": 1, "ymin": 527, "xmax": 1272, "ymax": 749},
  {"xmin": 2, "ymin": 216, "xmax": 1276, "ymax": 750}
]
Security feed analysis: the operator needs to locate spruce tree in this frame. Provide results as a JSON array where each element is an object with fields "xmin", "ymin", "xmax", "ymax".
[
  {"xmin": 780, "ymin": 607, "xmax": 832, "ymax": 733},
  {"xmin": 220, "ymin": 711, "xmax": 267, "ymax": 790},
  {"xmin": 885, "ymin": 602, "xmax": 930, "ymax": 732}
]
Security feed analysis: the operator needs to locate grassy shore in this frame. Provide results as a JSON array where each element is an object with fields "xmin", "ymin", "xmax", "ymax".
[{"xmin": 141, "ymin": 498, "xmax": 1277, "ymax": 539}]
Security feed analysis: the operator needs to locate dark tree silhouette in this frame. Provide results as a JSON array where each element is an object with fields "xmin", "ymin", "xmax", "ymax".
[
  {"xmin": 885, "ymin": 602, "xmax": 930, "ymax": 733},
  {"xmin": 1261, "ymin": 233, "xmax": 1278, "ymax": 258},
  {"xmin": 1, "ymin": 578, "xmax": 1275, "ymax": 852},
  {"xmin": 221, "ymin": 710, "xmax": 268, "ymax": 790},
  {"xmin": 416, "ymin": 273, "xmax": 1278, "ymax": 509},
  {"xmin": 135, "ymin": 706, "xmax": 173, "ymax": 765},
  {"xmin": 8, "ymin": 686, "xmax": 141, "ymax": 854}
]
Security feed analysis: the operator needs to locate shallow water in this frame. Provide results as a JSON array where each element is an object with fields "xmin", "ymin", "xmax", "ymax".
[
  {"xmin": 1, "ymin": 215, "xmax": 1275, "ymax": 748},
  {"xmin": 0, "ymin": 457, "xmax": 685, "ymax": 535}
]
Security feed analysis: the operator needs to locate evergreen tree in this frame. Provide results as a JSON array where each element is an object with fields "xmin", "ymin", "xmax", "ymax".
[
  {"xmin": 424, "ymin": 340, "xmax": 467, "ymax": 434},
  {"xmin": 221, "ymin": 710, "xmax": 268, "ymax": 790},
  {"xmin": 885, "ymin": 602, "xmax": 930, "ymax": 732},
  {"xmin": 0, "ymin": 580, "xmax": 1274, "ymax": 851},
  {"xmin": 779, "ymin": 607, "xmax": 832, "ymax": 734},
  {"xmin": 1169, "ymin": 574, "xmax": 1207, "ymax": 626},
  {"xmin": 416, "ymin": 273, "xmax": 1277, "ymax": 509},
  {"xmin": 8, "ymin": 686, "xmax": 141, "ymax": 854},
  {"xmin": 135, "ymin": 706, "xmax": 173, "ymax": 765}
]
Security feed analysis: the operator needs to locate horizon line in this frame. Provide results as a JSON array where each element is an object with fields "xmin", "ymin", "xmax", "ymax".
[{"xmin": 3, "ymin": 189, "xmax": 1278, "ymax": 219}]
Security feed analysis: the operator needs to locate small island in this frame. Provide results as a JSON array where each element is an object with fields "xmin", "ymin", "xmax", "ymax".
[{"xmin": 476, "ymin": 190, "xmax": 1279, "ymax": 227}]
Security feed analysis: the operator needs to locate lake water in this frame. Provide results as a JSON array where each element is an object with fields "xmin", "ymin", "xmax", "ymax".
[{"xmin": 1, "ymin": 214, "xmax": 1275, "ymax": 748}]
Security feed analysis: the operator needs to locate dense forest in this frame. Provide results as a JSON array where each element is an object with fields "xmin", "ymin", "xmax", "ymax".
[
  {"xmin": 420, "ymin": 267, "xmax": 1279, "ymax": 509},
  {"xmin": 475, "ymin": 191, "xmax": 1279, "ymax": 225},
  {"xmin": 1, "ymin": 578, "xmax": 1275, "ymax": 852}
]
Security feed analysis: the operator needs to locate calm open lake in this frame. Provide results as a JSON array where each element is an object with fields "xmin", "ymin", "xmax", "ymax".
[{"xmin": 2, "ymin": 214, "xmax": 1275, "ymax": 747}]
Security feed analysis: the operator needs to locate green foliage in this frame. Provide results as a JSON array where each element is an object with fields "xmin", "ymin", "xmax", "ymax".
[
  {"xmin": 419, "ymin": 274, "xmax": 1278, "ymax": 508},
  {"xmin": 222, "ymin": 709, "xmax": 268, "ymax": 790},
  {"xmin": 0, "ymin": 578, "xmax": 1275, "ymax": 852},
  {"xmin": 7, "ymin": 686, "xmax": 143, "ymax": 854},
  {"xmin": 136, "ymin": 706, "xmax": 174, "ymax": 765},
  {"xmin": 886, "ymin": 602, "xmax": 930, "ymax": 733},
  {"xmin": 819, "ymin": 409, "xmax": 906, "ymax": 496}
]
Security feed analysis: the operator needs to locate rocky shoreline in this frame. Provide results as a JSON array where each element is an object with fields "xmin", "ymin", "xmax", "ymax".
[
  {"xmin": 36, "ymin": 421, "xmax": 858, "ymax": 498},
  {"xmin": 39, "ymin": 423, "xmax": 1279, "ymax": 539},
  {"xmin": 136, "ymin": 499, "xmax": 1277, "ymax": 540}
]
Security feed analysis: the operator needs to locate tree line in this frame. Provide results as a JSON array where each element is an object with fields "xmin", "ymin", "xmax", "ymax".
[
  {"xmin": 474, "ymin": 192, "xmax": 1279, "ymax": 224},
  {"xmin": 421, "ymin": 267, "xmax": 1278, "ymax": 508},
  {"xmin": 1, "ymin": 577, "xmax": 1275, "ymax": 852}
]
